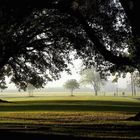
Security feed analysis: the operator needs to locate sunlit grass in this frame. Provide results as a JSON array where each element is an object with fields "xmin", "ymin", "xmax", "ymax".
[
  {"xmin": 2, "ymin": 95, "xmax": 140, "ymax": 102},
  {"xmin": 0, "ymin": 111, "xmax": 133, "ymax": 122},
  {"xmin": 0, "ymin": 111, "xmax": 138, "ymax": 130}
]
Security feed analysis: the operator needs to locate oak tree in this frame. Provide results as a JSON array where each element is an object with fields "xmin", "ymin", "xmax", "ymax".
[{"xmin": 0, "ymin": 0, "xmax": 140, "ymax": 90}]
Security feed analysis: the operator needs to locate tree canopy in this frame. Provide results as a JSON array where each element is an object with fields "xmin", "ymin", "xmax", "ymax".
[{"xmin": 0, "ymin": 0, "xmax": 140, "ymax": 89}]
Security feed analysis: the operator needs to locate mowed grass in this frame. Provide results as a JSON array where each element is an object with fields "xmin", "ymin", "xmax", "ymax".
[
  {"xmin": 0, "ymin": 95, "xmax": 140, "ymax": 139},
  {"xmin": 0, "ymin": 96, "xmax": 140, "ymax": 112}
]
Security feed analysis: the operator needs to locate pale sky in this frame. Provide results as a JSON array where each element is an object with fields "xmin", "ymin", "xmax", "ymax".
[{"xmin": 46, "ymin": 58, "xmax": 82, "ymax": 88}]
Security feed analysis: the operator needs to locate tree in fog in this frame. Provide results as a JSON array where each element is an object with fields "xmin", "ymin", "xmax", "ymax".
[
  {"xmin": 27, "ymin": 83, "xmax": 35, "ymax": 97},
  {"xmin": 130, "ymin": 72, "xmax": 137, "ymax": 96},
  {"xmin": 80, "ymin": 68, "xmax": 104, "ymax": 96},
  {"xmin": 64, "ymin": 79, "xmax": 79, "ymax": 96},
  {"xmin": 130, "ymin": 71, "xmax": 140, "ymax": 96},
  {"xmin": 112, "ymin": 76, "xmax": 119, "ymax": 96}
]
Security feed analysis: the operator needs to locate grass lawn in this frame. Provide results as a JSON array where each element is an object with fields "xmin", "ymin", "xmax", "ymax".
[{"xmin": 0, "ymin": 95, "xmax": 140, "ymax": 139}]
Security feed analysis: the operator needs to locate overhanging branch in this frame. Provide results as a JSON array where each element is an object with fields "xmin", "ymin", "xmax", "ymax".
[{"xmin": 68, "ymin": 9, "xmax": 134, "ymax": 67}]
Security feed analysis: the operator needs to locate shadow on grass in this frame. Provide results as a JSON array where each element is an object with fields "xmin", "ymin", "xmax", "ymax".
[
  {"xmin": 1, "ymin": 123, "xmax": 140, "ymax": 140},
  {"xmin": 0, "ymin": 131, "xmax": 125, "ymax": 140},
  {"xmin": 0, "ymin": 99, "xmax": 9, "ymax": 103},
  {"xmin": 0, "ymin": 100, "xmax": 140, "ymax": 112}
]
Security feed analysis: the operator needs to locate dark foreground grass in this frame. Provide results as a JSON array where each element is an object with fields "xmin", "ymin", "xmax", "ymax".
[
  {"xmin": 0, "ymin": 120, "xmax": 140, "ymax": 140},
  {"xmin": 0, "ymin": 96, "xmax": 140, "ymax": 139}
]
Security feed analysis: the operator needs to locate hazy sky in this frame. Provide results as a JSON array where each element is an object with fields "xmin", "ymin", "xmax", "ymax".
[
  {"xmin": 7, "ymin": 58, "xmax": 130, "ymax": 90},
  {"xmin": 46, "ymin": 58, "xmax": 130, "ymax": 89},
  {"xmin": 47, "ymin": 58, "xmax": 82, "ymax": 88}
]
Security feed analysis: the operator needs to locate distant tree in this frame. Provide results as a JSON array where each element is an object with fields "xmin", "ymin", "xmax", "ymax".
[
  {"xmin": 27, "ymin": 83, "xmax": 35, "ymax": 97},
  {"xmin": 135, "ymin": 76, "xmax": 140, "ymax": 89},
  {"xmin": 64, "ymin": 79, "xmax": 79, "ymax": 96},
  {"xmin": 122, "ymin": 92, "xmax": 125, "ymax": 96},
  {"xmin": 131, "ymin": 71, "xmax": 140, "ymax": 96},
  {"xmin": 126, "ymin": 71, "xmax": 139, "ymax": 96},
  {"xmin": 80, "ymin": 68, "xmax": 104, "ymax": 96},
  {"xmin": 112, "ymin": 76, "xmax": 119, "ymax": 96},
  {"xmin": 130, "ymin": 72, "xmax": 137, "ymax": 96}
]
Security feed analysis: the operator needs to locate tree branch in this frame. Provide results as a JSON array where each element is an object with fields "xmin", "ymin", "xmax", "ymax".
[
  {"xmin": 119, "ymin": 0, "xmax": 140, "ymax": 37},
  {"xmin": 69, "ymin": 9, "xmax": 134, "ymax": 67}
]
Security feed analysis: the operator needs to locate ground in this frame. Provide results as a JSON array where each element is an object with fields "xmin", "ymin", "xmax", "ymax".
[{"xmin": 0, "ymin": 94, "xmax": 140, "ymax": 139}]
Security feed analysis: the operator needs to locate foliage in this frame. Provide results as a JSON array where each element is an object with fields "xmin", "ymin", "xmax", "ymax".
[
  {"xmin": 64, "ymin": 79, "xmax": 79, "ymax": 96},
  {"xmin": 0, "ymin": 1, "xmax": 140, "ymax": 89},
  {"xmin": 80, "ymin": 68, "xmax": 104, "ymax": 95},
  {"xmin": 0, "ymin": 80, "xmax": 7, "ymax": 92}
]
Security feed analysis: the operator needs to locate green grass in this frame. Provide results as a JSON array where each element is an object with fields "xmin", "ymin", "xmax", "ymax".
[
  {"xmin": 0, "ymin": 95, "xmax": 140, "ymax": 139},
  {"xmin": 0, "ymin": 96, "xmax": 140, "ymax": 112}
]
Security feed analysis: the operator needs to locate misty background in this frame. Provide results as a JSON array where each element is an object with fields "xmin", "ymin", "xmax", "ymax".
[{"xmin": 1, "ymin": 58, "xmax": 136, "ymax": 97}]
